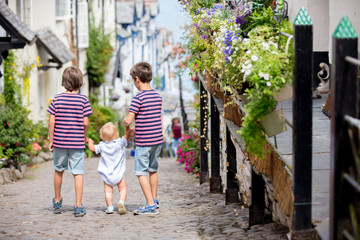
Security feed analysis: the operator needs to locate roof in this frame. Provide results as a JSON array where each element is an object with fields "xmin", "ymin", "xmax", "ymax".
[
  {"xmin": 135, "ymin": 0, "xmax": 144, "ymax": 19},
  {"xmin": 0, "ymin": 1, "xmax": 35, "ymax": 45},
  {"xmin": 116, "ymin": 1, "xmax": 135, "ymax": 24},
  {"xmin": 36, "ymin": 27, "xmax": 75, "ymax": 64},
  {"xmin": 117, "ymin": 25, "xmax": 131, "ymax": 39}
]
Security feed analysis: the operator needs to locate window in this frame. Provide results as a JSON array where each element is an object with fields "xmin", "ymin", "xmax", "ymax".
[
  {"xmin": 77, "ymin": 1, "xmax": 89, "ymax": 48},
  {"xmin": 137, "ymin": 27, "xmax": 146, "ymax": 45},
  {"xmin": 16, "ymin": 0, "xmax": 32, "ymax": 26},
  {"xmin": 56, "ymin": 0, "xmax": 71, "ymax": 20}
]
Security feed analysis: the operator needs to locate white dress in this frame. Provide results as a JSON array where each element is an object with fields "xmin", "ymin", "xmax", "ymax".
[{"xmin": 95, "ymin": 137, "xmax": 127, "ymax": 187}]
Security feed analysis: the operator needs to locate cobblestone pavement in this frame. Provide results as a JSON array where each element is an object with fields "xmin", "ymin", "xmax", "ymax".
[{"xmin": 0, "ymin": 157, "xmax": 288, "ymax": 239}]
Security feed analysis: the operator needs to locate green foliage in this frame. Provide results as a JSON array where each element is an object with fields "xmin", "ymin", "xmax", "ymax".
[
  {"xmin": 86, "ymin": 103, "xmax": 120, "ymax": 157},
  {"xmin": 0, "ymin": 105, "xmax": 37, "ymax": 164},
  {"xmin": 180, "ymin": 1, "xmax": 294, "ymax": 158},
  {"xmin": 3, "ymin": 51, "xmax": 21, "ymax": 105},
  {"xmin": 153, "ymin": 74, "xmax": 162, "ymax": 90},
  {"xmin": 86, "ymin": 11, "xmax": 113, "ymax": 87}
]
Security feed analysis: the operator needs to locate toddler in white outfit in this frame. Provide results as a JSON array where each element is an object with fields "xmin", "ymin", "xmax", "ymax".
[{"xmin": 88, "ymin": 122, "xmax": 132, "ymax": 214}]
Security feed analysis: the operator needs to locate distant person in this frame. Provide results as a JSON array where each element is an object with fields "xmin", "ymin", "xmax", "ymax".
[
  {"xmin": 123, "ymin": 62, "xmax": 163, "ymax": 215},
  {"xmin": 47, "ymin": 66, "xmax": 92, "ymax": 217},
  {"xmin": 87, "ymin": 122, "xmax": 133, "ymax": 215},
  {"xmin": 164, "ymin": 123, "xmax": 174, "ymax": 157},
  {"xmin": 170, "ymin": 117, "xmax": 182, "ymax": 157}
]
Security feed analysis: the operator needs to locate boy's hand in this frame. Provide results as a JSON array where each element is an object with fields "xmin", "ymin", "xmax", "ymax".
[
  {"xmin": 123, "ymin": 119, "xmax": 130, "ymax": 127},
  {"xmin": 49, "ymin": 142, "xmax": 53, "ymax": 152}
]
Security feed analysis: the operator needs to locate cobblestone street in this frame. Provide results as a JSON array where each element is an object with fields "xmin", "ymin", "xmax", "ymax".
[{"xmin": 0, "ymin": 157, "xmax": 288, "ymax": 239}]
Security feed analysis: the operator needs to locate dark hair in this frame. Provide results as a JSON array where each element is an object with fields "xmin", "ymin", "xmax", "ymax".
[
  {"xmin": 130, "ymin": 62, "xmax": 152, "ymax": 83},
  {"xmin": 61, "ymin": 66, "xmax": 83, "ymax": 91}
]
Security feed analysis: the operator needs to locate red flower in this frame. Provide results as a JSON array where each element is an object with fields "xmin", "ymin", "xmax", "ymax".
[
  {"xmin": 7, "ymin": 122, "xmax": 9, "ymax": 126},
  {"xmin": 16, "ymin": 142, "xmax": 19, "ymax": 146}
]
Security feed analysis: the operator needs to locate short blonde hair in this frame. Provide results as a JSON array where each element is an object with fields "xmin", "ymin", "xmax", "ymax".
[{"xmin": 100, "ymin": 122, "xmax": 119, "ymax": 142}]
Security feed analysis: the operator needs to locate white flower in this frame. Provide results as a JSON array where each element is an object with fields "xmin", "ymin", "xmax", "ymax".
[
  {"xmin": 263, "ymin": 74, "xmax": 269, "ymax": 81},
  {"xmin": 262, "ymin": 42, "xmax": 270, "ymax": 50},
  {"xmin": 266, "ymin": 81, "xmax": 272, "ymax": 87},
  {"xmin": 243, "ymin": 38, "xmax": 250, "ymax": 44},
  {"xmin": 251, "ymin": 55, "xmax": 258, "ymax": 61},
  {"xmin": 246, "ymin": 50, "xmax": 251, "ymax": 55},
  {"xmin": 245, "ymin": 69, "xmax": 251, "ymax": 76},
  {"xmin": 244, "ymin": 60, "xmax": 250, "ymax": 65},
  {"xmin": 273, "ymin": 43, "xmax": 278, "ymax": 48},
  {"xmin": 247, "ymin": 63, "xmax": 252, "ymax": 69}
]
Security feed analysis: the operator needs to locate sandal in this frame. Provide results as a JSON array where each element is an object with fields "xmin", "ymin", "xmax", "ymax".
[
  {"xmin": 74, "ymin": 205, "xmax": 86, "ymax": 217},
  {"xmin": 52, "ymin": 197, "xmax": 62, "ymax": 214},
  {"xmin": 133, "ymin": 203, "xmax": 159, "ymax": 215}
]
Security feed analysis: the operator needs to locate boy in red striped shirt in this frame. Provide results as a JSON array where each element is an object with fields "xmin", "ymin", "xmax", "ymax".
[
  {"xmin": 48, "ymin": 66, "xmax": 92, "ymax": 217},
  {"xmin": 123, "ymin": 62, "xmax": 163, "ymax": 215}
]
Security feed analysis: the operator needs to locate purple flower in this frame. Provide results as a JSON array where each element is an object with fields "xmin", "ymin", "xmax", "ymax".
[
  {"xmin": 201, "ymin": 35, "xmax": 207, "ymax": 39},
  {"xmin": 202, "ymin": 28, "xmax": 206, "ymax": 31}
]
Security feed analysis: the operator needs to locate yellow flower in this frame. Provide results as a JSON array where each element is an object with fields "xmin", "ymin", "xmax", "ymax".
[
  {"xmin": 36, "ymin": 56, "xmax": 40, "ymax": 63},
  {"xmin": 9, "ymin": 76, "xmax": 11, "ymax": 80},
  {"xmin": 48, "ymin": 97, "xmax": 53, "ymax": 104},
  {"xmin": 39, "ymin": 64, "xmax": 43, "ymax": 67},
  {"xmin": 31, "ymin": 64, "xmax": 35, "ymax": 68}
]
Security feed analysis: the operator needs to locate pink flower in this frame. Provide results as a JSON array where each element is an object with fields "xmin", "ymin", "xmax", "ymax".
[{"xmin": 186, "ymin": 136, "xmax": 190, "ymax": 139}]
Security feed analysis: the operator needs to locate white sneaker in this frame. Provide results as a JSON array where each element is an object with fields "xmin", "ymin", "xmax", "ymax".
[
  {"xmin": 106, "ymin": 206, "xmax": 114, "ymax": 214},
  {"xmin": 117, "ymin": 200, "xmax": 127, "ymax": 215}
]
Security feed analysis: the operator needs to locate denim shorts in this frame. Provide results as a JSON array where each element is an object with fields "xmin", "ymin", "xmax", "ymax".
[
  {"xmin": 134, "ymin": 144, "xmax": 162, "ymax": 176},
  {"xmin": 53, "ymin": 147, "xmax": 84, "ymax": 175}
]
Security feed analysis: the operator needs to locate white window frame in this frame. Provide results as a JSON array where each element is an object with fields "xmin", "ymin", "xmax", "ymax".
[
  {"xmin": 56, "ymin": 0, "xmax": 71, "ymax": 21},
  {"xmin": 77, "ymin": 1, "xmax": 89, "ymax": 48},
  {"xmin": 16, "ymin": 0, "xmax": 32, "ymax": 27},
  {"xmin": 137, "ymin": 27, "xmax": 146, "ymax": 46}
]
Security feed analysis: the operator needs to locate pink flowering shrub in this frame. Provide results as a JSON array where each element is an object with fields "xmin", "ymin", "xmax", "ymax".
[{"xmin": 177, "ymin": 131, "xmax": 200, "ymax": 174}]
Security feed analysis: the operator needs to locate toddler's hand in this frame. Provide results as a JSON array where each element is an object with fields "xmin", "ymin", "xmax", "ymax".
[{"xmin": 87, "ymin": 138, "xmax": 95, "ymax": 152}]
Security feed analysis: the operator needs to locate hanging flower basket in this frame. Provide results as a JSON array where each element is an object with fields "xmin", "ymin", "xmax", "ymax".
[
  {"xmin": 260, "ymin": 108, "xmax": 287, "ymax": 137},
  {"xmin": 274, "ymin": 83, "xmax": 293, "ymax": 102}
]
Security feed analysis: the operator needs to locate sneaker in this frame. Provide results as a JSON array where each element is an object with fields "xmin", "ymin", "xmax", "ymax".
[
  {"xmin": 74, "ymin": 205, "xmax": 86, "ymax": 217},
  {"xmin": 153, "ymin": 199, "xmax": 159, "ymax": 209},
  {"xmin": 117, "ymin": 200, "xmax": 127, "ymax": 215},
  {"xmin": 106, "ymin": 206, "xmax": 114, "ymax": 214},
  {"xmin": 52, "ymin": 197, "xmax": 62, "ymax": 214},
  {"xmin": 133, "ymin": 203, "xmax": 159, "ymax": 216}
]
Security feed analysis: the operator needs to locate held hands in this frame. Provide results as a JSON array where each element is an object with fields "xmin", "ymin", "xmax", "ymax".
[{"xmin": 87, "ymin": 138, "xmax": 95, "ymax": 152}]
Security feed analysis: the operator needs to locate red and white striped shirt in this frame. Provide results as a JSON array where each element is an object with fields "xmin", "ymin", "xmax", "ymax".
[
  {"xmin": 48, "ymin": 93, "xmax": 92, "ymax": 149},
  {"xmin": 129, "ymin": 90, "xmax": 163, "ymax": 146}
]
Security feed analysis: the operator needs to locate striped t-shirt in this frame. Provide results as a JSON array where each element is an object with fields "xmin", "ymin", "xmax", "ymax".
[
  {"xmin": 47, "ymin": 93, "xmax": 93, "ymax": 149},
  {"xmin": 129, "ymin": 89, "xmax": 164, "ymax": 146}
]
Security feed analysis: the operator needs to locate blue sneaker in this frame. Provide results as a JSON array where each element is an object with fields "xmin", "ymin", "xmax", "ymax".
[
  {"xmin": 154, "ymin": 199, "xmax": 159, "ymax": 209},
  {"xmin": 74, "ymin": 205, "xmax": 86, "ymax": 217},
  {"xmin": 52, "ymin": 197, "xmax": 62, "ymax": 214},
  {"xmin": 133, "ymin": 203, "xmax": 159, "ymax": 215}
]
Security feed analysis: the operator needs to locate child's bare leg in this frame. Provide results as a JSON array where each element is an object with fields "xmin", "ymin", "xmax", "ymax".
[
  {"xmin": 137, "ymin": 175, "xmax": 155, "ymax": 206},
  {"xmin": 73, "ymin": 174, "xmax": 83, "ymax": 207},
  {"xmin": 117, "ymin": 178, "xmax": 127, "ymax": 202},
  {"xmin": 104, "ymin": 182, "xmax": 113, "ymax": 206},
  {"xmin": 54, "ymin": 170, "xmax": 64, "ymax": 202},
  {"xmin": 149, "ymin": 172, "xmax": 158, "ymax": 200}
]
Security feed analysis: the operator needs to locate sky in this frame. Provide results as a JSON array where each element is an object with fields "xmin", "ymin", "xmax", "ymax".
[
  {"xmin": 155, "ymin": 0, "xmax": 189, "ymax": 43},
  {"xmin": 155, "ymin": 0, "xmax": 196, "ymax": 96}
]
